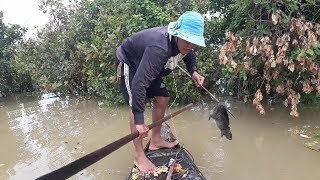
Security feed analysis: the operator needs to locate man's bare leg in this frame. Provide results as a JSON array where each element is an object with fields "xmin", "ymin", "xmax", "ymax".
[
  {"xmin": 130, "ymin": 112, "xmax": 156, "ymax": 173},
  {"xmin": 149, "ymin": 96, "xmax": 178, "ymax": 150}
]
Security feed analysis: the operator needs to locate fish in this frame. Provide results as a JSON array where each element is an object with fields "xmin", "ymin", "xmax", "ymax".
[{"xmin": 209, "ymin": 103, "xmax": 232, "ymax": 140}]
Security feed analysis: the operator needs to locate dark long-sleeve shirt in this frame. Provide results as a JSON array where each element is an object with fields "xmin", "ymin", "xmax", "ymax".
[{"xmin": 116, "ymin": 26, "xmax": 198, "ymax": 124}]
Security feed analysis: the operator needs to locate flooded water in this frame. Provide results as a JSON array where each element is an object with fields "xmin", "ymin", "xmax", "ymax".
[{"xmin": 0, "ymin": 94, "xmax": 319, "ymax": 180}]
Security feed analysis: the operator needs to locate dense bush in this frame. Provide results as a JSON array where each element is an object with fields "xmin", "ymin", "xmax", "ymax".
[
  {"xmin": 0, "ymin": 12, "xmax": 31, "ymax": 97},
  {"xmin": 215, "ymin": 0, "xmax": 320, "ymax": 116},
  {"xmin": 2, "ymin": 0, "xmax": 319, "ymax": 116}
]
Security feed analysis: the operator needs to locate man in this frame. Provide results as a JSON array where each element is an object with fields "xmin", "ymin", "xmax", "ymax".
[{"xmin": 116, "ymin": 11, "xmax": 206, "ymax": 173}]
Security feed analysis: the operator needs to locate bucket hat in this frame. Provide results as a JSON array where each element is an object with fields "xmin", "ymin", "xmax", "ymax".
[{"xmin": 168, "ymin": 11, "xmax": 206, "ymax": 47}]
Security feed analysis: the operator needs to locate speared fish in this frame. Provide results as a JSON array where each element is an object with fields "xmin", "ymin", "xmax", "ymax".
[{"xmin": 209, "ymin": 102, "xmax": 232, "ymax": 140}]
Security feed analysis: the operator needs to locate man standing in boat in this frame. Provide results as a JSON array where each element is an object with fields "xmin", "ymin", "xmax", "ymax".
[{"xmin": 116, "ymin": 11, "xmax": 206, "ymax": 173}]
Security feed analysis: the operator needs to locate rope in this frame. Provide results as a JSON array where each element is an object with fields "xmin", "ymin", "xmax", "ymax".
[{"xmin": 167, "ymin": 70, "xmax": 180, "ymax": 142}]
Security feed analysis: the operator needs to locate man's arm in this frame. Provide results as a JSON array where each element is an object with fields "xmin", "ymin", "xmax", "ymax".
[{"xmin": 183, "ymin": 50, "xmax": 204, "ymax": 87}]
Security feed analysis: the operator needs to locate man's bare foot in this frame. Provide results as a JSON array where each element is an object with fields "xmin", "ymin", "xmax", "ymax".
[
  {"xmin": 134, "ymin": 154, "xmax": 156, "ymax": 173},
  {"xmin": 149, "ymin": 139, "xmax": 179, "ymax": 150}
]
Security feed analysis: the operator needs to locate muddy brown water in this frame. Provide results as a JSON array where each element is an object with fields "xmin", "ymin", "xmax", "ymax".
[{"xmin": 0, "ymin": 94, "xmax": 319, "ymax": 180}]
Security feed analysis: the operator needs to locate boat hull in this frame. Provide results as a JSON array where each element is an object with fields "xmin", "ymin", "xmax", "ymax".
[{"xmin": 126, "ymin": 124, "xmax": 206, "ymax": 180}]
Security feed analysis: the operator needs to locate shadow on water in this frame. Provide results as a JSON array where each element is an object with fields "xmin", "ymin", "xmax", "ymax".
[{"xmin": 0, "ymin": 94, "xmax": 319, "ymax": 180}]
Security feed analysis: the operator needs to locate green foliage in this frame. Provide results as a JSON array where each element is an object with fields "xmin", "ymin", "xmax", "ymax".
[
  {"xmin": 14, "ymin": 0, "xmax": 215, "ymax": 103},
  {"xmin": 0, "ymin": 11, "xmax": 30, "ymax": 97},
  {"xmin": 6, "ymin": 0, "xmax": 319, "ymax": 112}
]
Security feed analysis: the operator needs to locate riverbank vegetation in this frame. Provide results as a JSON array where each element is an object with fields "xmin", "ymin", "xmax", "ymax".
[{"xmin": 0, "ymin": 0, "xmax": 319, "ymax": 116}]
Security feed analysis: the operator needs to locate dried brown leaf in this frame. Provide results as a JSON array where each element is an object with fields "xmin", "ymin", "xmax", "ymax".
[
  {"xmin": 244, "ymin": 61, "xmax": 251, "ymax": 70},
  {"xmin": 272, "ymin": 13, "xmax": 281, "ymax": 25},
  {"xmin": 244, "ymin": 95, "xmax": 248, "ymax": 103},
  {"xmin": 290, "ymin": 110, "xmax": 299, "ymax": 118},
  {"xmin": 288, "ymin": 63, "xmax": 295, "ymax": 72},
  {"xmin": 231, "ymin": 60, "xmax": 237, "ymax": 69},
  {"xmin": 266, "ymin": 83, "xmax": 271, "ymax": 94},
  {"xmin": 276, "ymin": 84, "xmax": 285, "ymax": 94},
  {"xmin": 292, "ymin": 39, "xmax": 298, "ymax": 46},
  {"xmin": 302, "ymin": 80, "xmax": 313, "ymax": 94},
  {"xmin": 250, "ymin": 68, "xmax": 257, "ymax": 75}
]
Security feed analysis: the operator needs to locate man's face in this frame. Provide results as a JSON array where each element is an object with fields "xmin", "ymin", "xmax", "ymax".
[{"xmin": 176, "ymin": 37, "xmax": 196, "ymax": 55}]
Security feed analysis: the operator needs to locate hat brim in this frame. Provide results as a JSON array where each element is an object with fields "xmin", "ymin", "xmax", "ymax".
[{"xmin": 168, "ymin": 22, "xmax": 206, "ymax": 47}]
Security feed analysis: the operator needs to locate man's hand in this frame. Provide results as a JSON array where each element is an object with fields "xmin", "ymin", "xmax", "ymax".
[
  {"xmin": 135, "ymin": 124, "xmax": 149, "ymax": 138},
  {"xmin": 191, "ymin": 71, "xmax": 205, "ymax": 87}
]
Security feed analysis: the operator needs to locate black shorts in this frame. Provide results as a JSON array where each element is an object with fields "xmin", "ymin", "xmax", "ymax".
[{"xmin": 118, "ymin": 63, "xmax": 170, "ymax": 106}]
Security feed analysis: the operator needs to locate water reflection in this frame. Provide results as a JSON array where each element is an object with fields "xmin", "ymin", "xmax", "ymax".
[{"xmin": 3, "ymin": 95, "xmax": 71, "ymax": 179}]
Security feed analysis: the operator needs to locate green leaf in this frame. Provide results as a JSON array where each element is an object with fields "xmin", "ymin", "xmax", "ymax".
[
  {"xmin": 281, "ymin": 14, "xmax": 290, "ymax": 24},
  {"xmin": 51, "ymin": 82, "xmax": 62, "ymax": 90},
  {"xmin": 306, "ymin": 0, "xmax": 316, "ymax": 4},
  {"xmin": 306, "ymin": 49, "xmax": 315, "ymax": 56},
  {"xmin": 314, "ymin": 48, "xmax": 320, "ymax": 54},
  {"xmin": 298, "ymin": 49, "xmax": 306, "ymax": 58}
]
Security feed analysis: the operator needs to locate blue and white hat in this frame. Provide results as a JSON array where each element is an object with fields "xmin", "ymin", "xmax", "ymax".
[{"xmin": 168, "ymin": 11, "xmax": 206, "ymax": 47}]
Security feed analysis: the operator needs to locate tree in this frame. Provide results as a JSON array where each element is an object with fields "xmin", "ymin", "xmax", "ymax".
[
  {"xmin": 0, "ymin": 11, "xmax": 30, "ymax": 97},
  {"xmin": 210, "ymin": 0, "xmax": 320, "ymax": 116}
]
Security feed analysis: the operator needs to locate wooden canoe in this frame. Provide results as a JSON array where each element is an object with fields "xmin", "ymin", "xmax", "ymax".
[{"xmin": 126, "ymin": 123, "xmax": 206, "ymax": 180}]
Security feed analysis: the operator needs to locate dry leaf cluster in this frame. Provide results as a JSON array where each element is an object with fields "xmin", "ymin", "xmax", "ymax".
[{"xmin": 219, "ymin": 15, "xmax": 320, "ymax": 117}]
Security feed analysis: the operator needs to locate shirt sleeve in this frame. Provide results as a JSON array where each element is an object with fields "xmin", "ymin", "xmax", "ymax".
[
  {"xmin": 131, "ymin": 46, "xmax": 168, "ymax": 124},
  {"xmin": 183, "ymin": 50, "xmax": 198, "ymax": 75}
]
